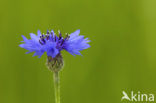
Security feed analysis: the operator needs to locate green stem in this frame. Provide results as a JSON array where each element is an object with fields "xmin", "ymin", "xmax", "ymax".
[{"xmin": 53, "ymin": 71, "xmax": 60, "ymax": 103}]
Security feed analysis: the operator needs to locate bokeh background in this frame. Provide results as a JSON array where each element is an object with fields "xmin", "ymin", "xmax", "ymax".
[{"xmin": 0, "ymin": 0, "xmax": 156, "ymax": 103}]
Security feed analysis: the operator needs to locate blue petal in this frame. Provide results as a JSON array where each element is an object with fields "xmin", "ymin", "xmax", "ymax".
[
  {"xmin": 47, "ymin": 48, "xmax": 59, "ymax": 58},
  {"xmin": 33, "ymin": 51, "xmax": 44, "ymax": 58},
  {"xmin": 37, "ymin": 30, "xmax": 41, "ymax": 37},
  {"xmin": 30, "ymin": 33, "xmax": 39, "ymax": 41},
  {"xmin": 70, "ymin": 30, "xmax": 80, "ymax": 39},
  {"xmin": 64, "ymin": 30, "xmax": 90, "ymax": 56},
  {"xmin": 45, "ymin": 41, "xmax": 60, "ymax": 58},
  {"xmin": 21, "ymin": 35, "xmax": 28, "ymax": 42}
]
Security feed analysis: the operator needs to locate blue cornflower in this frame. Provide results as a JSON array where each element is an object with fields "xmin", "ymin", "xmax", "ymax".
[
  {"xmin": 19, "ymin": 30, "xmax": 90, "ymax": 58},
  {"xmin": 19, "ymin": 29, "xmax": 90, "ymax": 103}
]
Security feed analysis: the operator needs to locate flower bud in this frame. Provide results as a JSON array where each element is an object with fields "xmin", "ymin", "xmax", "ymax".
[{"xmin": 46, "ymin": 54, "xmax": 63, "ymax": 72}]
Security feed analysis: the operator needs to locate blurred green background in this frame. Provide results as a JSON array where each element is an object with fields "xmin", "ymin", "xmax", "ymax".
[{"xmin": 0, "ymin": 0, "xmax": 156, "ymax": 103}]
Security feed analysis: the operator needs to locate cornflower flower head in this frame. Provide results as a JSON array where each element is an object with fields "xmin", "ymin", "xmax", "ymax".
[
  {"xmin": 19, "ymin": 29, "xmax": 90, "ymax": 71},
  {"xmin": 19, "ymin": 29, "xmax": 90, "ymax": 103}
]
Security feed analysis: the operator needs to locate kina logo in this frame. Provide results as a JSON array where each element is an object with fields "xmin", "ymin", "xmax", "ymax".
[{"xmin": 121, "ymin": 91, "xmax": 154, "ymax": 102}]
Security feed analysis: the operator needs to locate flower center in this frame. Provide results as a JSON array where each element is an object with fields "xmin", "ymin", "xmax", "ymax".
[{"xmin": 39, "ymin": 30, "xmax": 70, "ymax": 46}]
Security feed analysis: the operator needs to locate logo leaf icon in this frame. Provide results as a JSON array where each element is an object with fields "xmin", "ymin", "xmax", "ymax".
[{"xmin": 121, "ymin": 91, "xmax": 131, "ymax": 101}]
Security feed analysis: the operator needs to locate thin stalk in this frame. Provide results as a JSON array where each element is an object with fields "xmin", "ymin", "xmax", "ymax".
[{"xmin": 53, "ymin": 71, "xmax": 60, "ymax": 103}]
